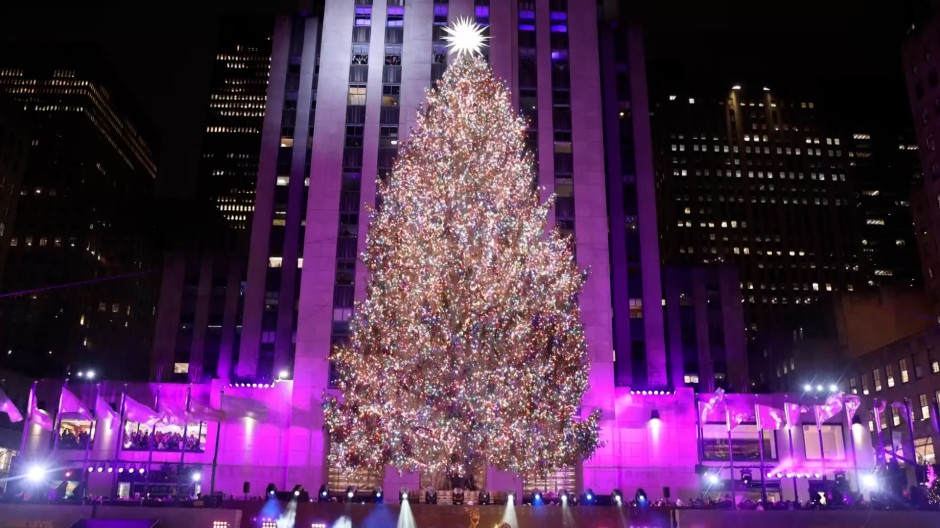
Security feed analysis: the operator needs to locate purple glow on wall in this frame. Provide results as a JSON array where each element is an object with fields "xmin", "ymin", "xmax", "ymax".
[
  {"xmin": 475, "ymin": 6, "xmax": 489, "ymax": 18},
  {"xmin": 550, "ymin": 25, "xmax": 568, "ymax": 33},
  {"xmin": 518, "ymin": 24, "xmax": 535, "ymax": 31},
  {"xmin": 387, "ymin": 6, "xmax": 404, "ymax": 15},
  {"xmin": 434, "ymin": 5, "xmax": 448, "ymax": 16},
  {"xmin": 550, "ymin": 12, "xmax": 568, "ymax": 20},
  {"xmin": 519, "ymin": 10, "xmax": 535, "ymax": 20}
]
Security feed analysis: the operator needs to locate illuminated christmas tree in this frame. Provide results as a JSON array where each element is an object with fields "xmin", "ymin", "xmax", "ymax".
[
  {"xmin": 927, "ymin": 464, "xmax": 939, "ymax": 506},
  {"xmin": 324, "ymin": 20, "xmax": 600, "ymax": 478}
]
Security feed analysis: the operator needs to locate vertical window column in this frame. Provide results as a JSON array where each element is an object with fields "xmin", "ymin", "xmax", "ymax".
[
  {"xmin": 548, "ymin": 1, "xmax": 573, "ymax": 241},
  {"xmin": 518, "ymin": 1, "xmax": 538, "ymax": 171},
  {"xmin": 379, "ymin": 3, "xmax": 404, "ymax": 184},
  {"xmin": 431, "ymin": 0, "xmax": 449, "ymax": 85},
  {"xmin": 474, "ymin": 0, "xmax": 491, "ymax": 62},
  {"xmin": 329, "ymin": 2, "xmax": 372, "ymax": 386}
]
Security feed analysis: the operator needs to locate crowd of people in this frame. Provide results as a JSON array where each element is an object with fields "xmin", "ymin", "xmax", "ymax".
[
  {"xmin": 58, "ymin": 428, "xmax": 91, "ymax": 449},
  {"xmin": 123, "ymin": 430, "xmax": 203, "ymax": 452}
]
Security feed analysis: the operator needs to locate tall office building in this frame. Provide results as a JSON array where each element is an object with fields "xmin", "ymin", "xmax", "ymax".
[
  {"xmin": 662, "ymin": 265, "xmax": 748, "ymax": 393},
  {"xmin": 0, "ymin": 97, "xmax": 29, "ymax": 282},
  {"xmin": 903, "ymin": 14, "xmax": 940, "ymax": 313},
  {"xmin": 150, "ymin": 251, "xmax": 246, "ymax": 383},
  {"xmin": 652, "ymin": 88, "xmax": 863, "ymax": 326},
  {"xmin": 200, "ymin": 17, "xmax": 274, "ymax": 234},
  {"xmin": 0, "ymin": 45, "xmax": 160, "ymax": 380},
  {"xmin": 597, "ymin": 3, "xmax": 668, "ymax": 390},
  {"xmin": 850, "ymin": 130, "xmax": 921, "ymax": 287},
  {"xmin": 199, "ymin": 0, "xmax": 681, "ymax": 496}
]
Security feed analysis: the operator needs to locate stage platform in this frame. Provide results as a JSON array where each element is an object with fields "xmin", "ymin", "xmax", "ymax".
[{"xmin": 0, "ymin": 501, "xmax": 937, "ymax": 528}]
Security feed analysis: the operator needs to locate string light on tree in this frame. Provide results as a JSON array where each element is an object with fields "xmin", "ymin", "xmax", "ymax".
[
  {"xmin": 442, "ymin": 18, "xmax": 489, "ymax": 57},
  {"xmin": 323, "ymin": 25, "xmax": 601, "ymax": 479}
]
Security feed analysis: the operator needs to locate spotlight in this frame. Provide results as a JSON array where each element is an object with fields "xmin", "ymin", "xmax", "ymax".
[
  {"xmin": 107, "ymin": 467, "xmax": 113, "ymax": 473},
  {"xmin": 97, "ymin": 467, "xmax": 104, "ymax": 473},
  {"xmin": 118, "ymin": 467, "xmax": 125, "ymax": 473},
  {"xmin": 706, "ymin": 473, "xmax": 720, "ymax": 485},
  {"xmin": 583, "ymin": 489, "xmax": 595, "ymax": 505},
  {"xmin": 26, "ymin": 465, "xmax": 46, "ymax": 483},
  {"xmin": 478, "ymin": 489, "xmax": 490, "ymax": 505},
  {"xmin": 192, "ymin": 472, "xmax": 202, "ymax": 482},
  {"xmin": 87, "ymin": 370, "xmax": 96, "ymax": 379},
  {"xmin": 266, "ymin": 483, "xmax": 277, "ymax": 497},
  {"xmin": 64, "ymin": 471, "xmax": 72, "ymax": 478},
  {"xmin": 816, "ymin": 384, "xmax": 823, "ymax": 391},
  {"xmin": 741, "ymin": 469, "xmax": 752, "ymax": 485},
  {"xmin": 612, "ymin": 489, "xmax": 623, "ymax": 506},
  {"xmin": 650, "ymin": 409, "xmax": 661, "ymax": 422},
  {"xmin": 506, "ymin": 491, "xmax": 516, "ymax": 503},
  {"xmin": 373, "ymin": 486, "xmax": 383, "ymax": 504},
  {"xmin": 560, "ymin": 489, "xmax": 570, "ymax": 505},
  {"xmin": 828, "ymin": 384, "xmax": 838, "ymax": 392},
  {"xmin": 635, "ymin": 488, "xmax": 648, "ymax": 506},
  {"xmin": 318, "ymin": 484, "xmax": 329, "ymax": 502},
  {"xmin": 453, "ymin": 487, "xmax": 464, "ymax": 505},
  {"xmin": 292, "ymin": 485, "xmax": 306, "ymax": 500},
  {"xmin": 424, "ymin": 486, "xmax": 437, "ymax": 504},
  {"xmin": 399, "ymin": 489, "xmax": 409, "ymax": 502},
  {"xmin": 345, "ymin": 486, "xmax": 357, "ymax": 502},
  {"xmin": 862, "ymin": 474, "xmax": 879, "ymax": 490},
  {"xmin": 278, "ymin": 370, "xmax": 289, "ymax": 379},
  {"xmin": 803, "ymin": 384, "xmax": 812, "ymax": 392},
  {"xmin": 87, "ymin": 467, "xmax": 93, "ymax": 473},
  {"xmin": 531, "ymin": 489, "xmax": 541, "ymax": 504},
  {"xmin": 139, "ymin": 468, "xmax": 146, "ymax": 474}
]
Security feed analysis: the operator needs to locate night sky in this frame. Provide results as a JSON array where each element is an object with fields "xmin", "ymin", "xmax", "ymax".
[{"xmin": 0, "ymin": 0, "xmax": 923, "ymax": 198}]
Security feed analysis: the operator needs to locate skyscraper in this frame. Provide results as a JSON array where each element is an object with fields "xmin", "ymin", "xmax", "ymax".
[
  {"xmin": 219, "ymin": 0, "xmax": 669, "ymax": 496},
  {"xmin": 903, "ymin": 14, "xmax": 940, "ymax": 313},
  {"xmin": 0, "ymin": 97, "xmax": 29, "ymax": 283},
  {"xmin": 652, "ymin": 88, "xmax": 863, "ymax": 326},
  {"xmin": 199, "ymin": 16, "xmax": 274, "ymax": 234},
  {"xmin": 850, "ymin": 130, "xmax": 921, "ymax": 287},
  {"xmin": 597, "ymin": 3, "xmax": 668, "ymax": 390},
  {"xmin": 0, "ymin": 45, "xmax": 160, "ymax": 380}
]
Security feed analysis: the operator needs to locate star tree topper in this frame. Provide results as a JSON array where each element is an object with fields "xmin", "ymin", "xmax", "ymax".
[{"xmin": 442, "ymin": 18, "xmax": 489, "ymax": 57}]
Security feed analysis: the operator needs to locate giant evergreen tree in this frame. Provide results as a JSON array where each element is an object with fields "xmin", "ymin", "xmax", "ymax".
[{"xmin": 324, "ymin": 21, "xmax": 600, "ymax": 478}]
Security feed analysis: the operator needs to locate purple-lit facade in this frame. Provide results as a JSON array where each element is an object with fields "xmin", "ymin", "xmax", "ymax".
[{"xmin": 12, "ymin": 378, "xmax": 875, "ymax": 505}]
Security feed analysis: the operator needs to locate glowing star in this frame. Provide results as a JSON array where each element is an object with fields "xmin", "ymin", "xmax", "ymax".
[{"xmin": 442, "ymin": 18, "xmax": 488, "ymax": 57}]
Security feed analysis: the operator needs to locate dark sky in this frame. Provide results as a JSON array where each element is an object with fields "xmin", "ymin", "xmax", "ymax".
[{"xmin": 0, "ymin": 0, "xmax": 925, "ymax": 198}]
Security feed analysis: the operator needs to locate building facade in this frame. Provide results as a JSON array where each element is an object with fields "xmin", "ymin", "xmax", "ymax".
[
  {"xmin": 0, "ymin": 97, "xmax": 29, "ymax": 283},
  {"xmin": 598, "ymin": 3, "xmax": 667, "ymax": 391},
  {"xmin": 845, "ymin": 325, "xmax": 940, "ymax": 473},
  {"xmin": 8, "ymin": 377, "xmax": 874, "ymax": 507},
  {"xmin": 149, "ymin": 0, "xmax": 683, "ymax": 500},
  {"xmin": 652, "ymin": 87, "xmax": 866, "ymax": 389},
  {"xmin": 150, "ymin": 251, "xmax": 246, "ymax": 384},
  {"xmin": 903, "ymin": 14, "xmax": 940, "ymax": 315},
  {"xmin": 0, "ymin": 46, "xmax": 160, "ymax": 380},
  {"xmin": 662, "ymin": 265, "xmax": 748, "ymax": 393},
  {"xmin": 200, "ymin": 16, "xmax": 274, "ymax": 235},
  {"xmin": 850, "ymin": 131, "xmax": 921, "ymax": 288},
  {"xmin": 653, "ymin": 87, "xmax": 862, "ymax": 330},
  {"xmin": 765, "ymin": 287, "xmax": 934, "ymax": 393}
]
